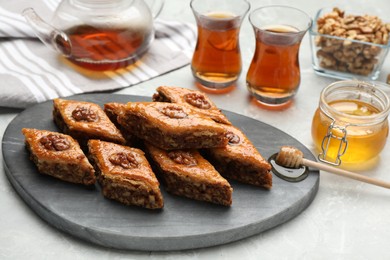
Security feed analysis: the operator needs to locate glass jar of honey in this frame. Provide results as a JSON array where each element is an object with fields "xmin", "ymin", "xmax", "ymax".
[{"xmin": 311, "ymin": 80, "xmax": 390, "ymax": 166}]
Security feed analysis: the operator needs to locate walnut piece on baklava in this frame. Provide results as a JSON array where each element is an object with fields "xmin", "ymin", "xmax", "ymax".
[
  {"xmin": 204, "ymin": 125, "xmax": 272, "ymax": 189},
  {"xmin": 88, "ymin": 140, "xmax": 164, "ymax": 209},
  {"xmin": 144, "ymin": 142, "xmax": 233, "ymax": 206},
  {"xmin": 103, "ymin": 102, "xmax": 137, "ymax": 146},
  {"xmin": 53, "ymin": 98, "xmax": 125, "ymax": 147},
  {"xmin": 153, "ymin": 86, "xmax": 231, "ymax": 125},
  {"xmin": 22, "ymin": 128, "xmax": 95, "ymax": 185},
  {"xmin": 117, "ymin": 102, "xmax": 229, "ymax": 150}
]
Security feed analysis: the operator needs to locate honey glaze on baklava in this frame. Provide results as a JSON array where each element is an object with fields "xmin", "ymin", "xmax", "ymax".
[
  {"xmin": 204, "ymin": 124, "xmax": 272, "ymax": 189},
  {"xmin": 117, "ymin": 102, "xmax": 228, "ymax": 150},
  {"xmin": 144, "ymin": 142, "xmax": 233, "ymax": 206},
  {"xmin": 103, "ymin": 102, "xmax": 137, "ymax": 146},
  {"xmin": 22, "ymin": 128, "xmax": 95, "ymax": 185},
  {"xmin": 53, "ymin": 98, "xmax": 125, "ymax": 146},
  {"xmin": 153, "ymin": 86, "xmax": 231, "ymax": 125},
  {"xmin": 88, "ymin": 140, "xmax": 164, "ymax": 209}
]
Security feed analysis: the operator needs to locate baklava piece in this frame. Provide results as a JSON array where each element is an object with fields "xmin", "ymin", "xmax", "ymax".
[
  {"xmin": 204, "ymin": 125, "xmax": 272, "ymax": 189},
  {"xmin": 22, "ymin": 128, "xmax": 95, "ymax": 185},
  {"xmin": 144, "ymin": 143, "xmax": 233, "ymax": 206},
  {"xmin": 103, "ymin": 102, "xmax": 125, "ymax": 127},
  {"xmin": 117, "ymin": 102, "xmax": 228, "ymax": 150},
  {"xmin": 53, "ymin": 98, "xmax": 125, "ymax": 147},
  {"xmin": 88, "ymin": 140, "xmax": 164, "ymax": 209},
  {"xmin": 103, "ymin": 102, "xmax": 137, "ymax": 145},
  {"xmin": 153, "ymin": 86, "xmax": 231, "ymax": 125}
]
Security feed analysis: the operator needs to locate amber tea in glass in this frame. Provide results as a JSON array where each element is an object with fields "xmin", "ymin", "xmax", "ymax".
[
  {"xmin": 246, "ymin": 6, "xmax": 312, "ymax": 107},
  {"xmin": 190, "ymin": 0, "xmax": 250, "ymax": 92}
]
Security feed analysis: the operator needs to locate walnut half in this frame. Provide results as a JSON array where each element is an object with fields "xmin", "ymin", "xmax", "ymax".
[
  {"xmin": 160, "ymin": 105, "xmax": 188, "ymax": 119},
  {"xmin": 40, "ymin": 134, "xmax": 70, "ymax": 151},
  {"xmin": 72, "ymin": 106, "xmax": 98, "ymax": 122},
  {"xmin": 184, "ymin": 93, "xmax": 211, "ymax": 109},
  {"xmin": 109, "ymin": 152, "xmax": 139, "ymax": 169},
  {"xmin": 168, "ymin": 151, "xmax": 197, "ymax": 166}
]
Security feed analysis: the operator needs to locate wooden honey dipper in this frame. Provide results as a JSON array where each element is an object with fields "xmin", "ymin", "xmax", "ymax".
[{"xmin": 275, "ymin": 146, "xmax": 390, "ymax": 189}]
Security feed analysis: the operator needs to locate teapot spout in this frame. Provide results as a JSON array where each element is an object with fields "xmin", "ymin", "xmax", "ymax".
[{"xmin": 22, "ymin": 8, "xmax": 72, "ymax": 57}]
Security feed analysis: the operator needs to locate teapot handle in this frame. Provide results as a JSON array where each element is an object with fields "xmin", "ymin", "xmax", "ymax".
[
  {"xmin": 144, "ymin": 0, "xmax": 164, "ymax": 18},
  {"xmin": 22, "ymin": 8, "xmax": 72, "ymax": 57}
]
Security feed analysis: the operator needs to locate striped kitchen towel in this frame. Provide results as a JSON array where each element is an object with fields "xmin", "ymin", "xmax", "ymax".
[{"xmin": 0, "ymin": 0, "xmax": 196, "ymax": 108}]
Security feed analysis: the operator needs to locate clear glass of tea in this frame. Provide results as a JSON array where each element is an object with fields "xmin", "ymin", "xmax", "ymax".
[
  {"xmin": 246, "ymin": 6, "xmax": 312, "ymax": 108},
  {"xmin": 190, "ymin": 0, "xmax": 250, "ymax": 93}
]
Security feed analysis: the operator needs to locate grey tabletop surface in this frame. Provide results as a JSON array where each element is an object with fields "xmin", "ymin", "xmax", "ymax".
[{"xmin": 1, "ymin": 0, "xmax": 390, "ymax": 259}]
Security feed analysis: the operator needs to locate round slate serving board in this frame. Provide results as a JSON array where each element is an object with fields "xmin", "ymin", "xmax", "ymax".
[{"xmin": 2, "ymin": 94, "xmax": 319, "ymax": 251}]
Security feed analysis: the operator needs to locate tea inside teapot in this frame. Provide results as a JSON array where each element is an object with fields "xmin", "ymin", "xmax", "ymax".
[
  {"xmin": 23, "ymin": 0, "xmax": 164, "ymax": 71},
  {"xmin": 62, "ymin": 23, "xmax": 153, "ymax": 71}
]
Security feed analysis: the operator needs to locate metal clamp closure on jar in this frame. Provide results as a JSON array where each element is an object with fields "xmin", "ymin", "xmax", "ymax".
[
  {"xmin": 312, "ymin": 80, "xmax": 390, "ymax": 166},
  {"xmin": 318, "ymin": 112, "xmax": 349, "ymax": 166}
]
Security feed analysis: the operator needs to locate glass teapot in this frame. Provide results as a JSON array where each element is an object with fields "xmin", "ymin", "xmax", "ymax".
[{"xmin": 23, "ymin": 0, "xmax": 164, "ymax": 71}]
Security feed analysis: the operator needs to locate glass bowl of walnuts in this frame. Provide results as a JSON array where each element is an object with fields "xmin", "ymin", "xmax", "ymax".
[{"xmin": 310, "ymin": 7, "xmax": 390, "ymax": 80}]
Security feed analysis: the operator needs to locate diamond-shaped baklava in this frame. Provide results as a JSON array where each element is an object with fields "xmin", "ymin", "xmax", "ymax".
[
  {"xmin": 144, "ymin": 142, "xmax": 233, "ymax": 206},
  {"xmin": 53, "ymin": 98, "xmax": 125, "ymax": 147},
  {"xmin": 103, "ymin": 102, "xmax": 137, "ymax": 146},
  {"xmin": 117, "ymin": 102, "xmax": 228, "ymax": 150},
  {"xmin": 22, "ymin": 128, "xmax": 96, "ymax": 185},
  {"xmin": 88, "ymin": 140, "xmax": 164, "ymax": 209},
  {"xmin": 153, "ymin": 86, "xmax": 231, "ymax": 125},
  {"xmin": 204, "ymin": 125, "xmax": 272, "ymax": 189}
]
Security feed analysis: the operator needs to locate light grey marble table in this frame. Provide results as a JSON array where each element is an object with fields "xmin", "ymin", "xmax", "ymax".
[{"xmin": 1, "ymin": 0, "xmax": 390, "ymax": 259}]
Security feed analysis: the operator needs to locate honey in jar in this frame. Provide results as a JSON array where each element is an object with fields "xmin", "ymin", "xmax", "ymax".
[{"xmin": 311, "ymin": 81, "xmax": 390, "ymax": 166}]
